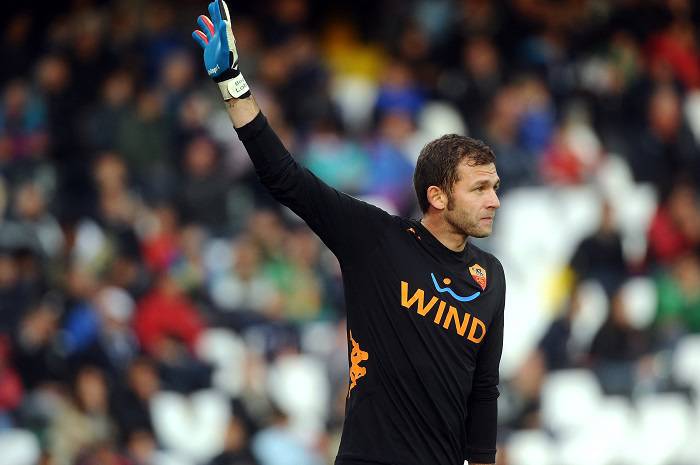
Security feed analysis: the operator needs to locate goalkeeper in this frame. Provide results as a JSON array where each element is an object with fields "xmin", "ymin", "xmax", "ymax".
[{"xmin": 193, "ymin": 2, "xmax": 505, "ymax": 464}]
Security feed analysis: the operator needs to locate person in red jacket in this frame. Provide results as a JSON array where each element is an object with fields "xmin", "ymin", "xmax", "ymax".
[
  {"xmin": 0, "ymin": 337, "xmax": 22, "ymax": 425},
  {"xmin": 133, "ymin": 273, "xmax": 204, "ymax": 357},
  {"xmin": 647, "ymin": 181, "xmax": 700, "ymax": 265}
]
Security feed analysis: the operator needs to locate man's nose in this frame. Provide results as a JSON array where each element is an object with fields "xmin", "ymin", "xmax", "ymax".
[{"xmin": 488, "ymin": 190, "xmax": 500, "ymax": 209}]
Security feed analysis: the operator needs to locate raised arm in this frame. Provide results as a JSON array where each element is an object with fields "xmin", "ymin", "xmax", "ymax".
[
  {"xmin": 192, "ymin": 0, "xmax": 390, "ymax": 262},
  {"xmin": 191, "ymin": 0, "xmax": 259, "ymax": 127}
]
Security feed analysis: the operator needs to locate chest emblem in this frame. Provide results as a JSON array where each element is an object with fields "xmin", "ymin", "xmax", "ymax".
[{"xmin": 469, "ymin": 263, "xmax": 487, "ymax": 290}]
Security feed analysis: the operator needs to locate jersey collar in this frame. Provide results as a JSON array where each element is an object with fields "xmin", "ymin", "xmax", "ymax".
[{"xmin": 412, "ymin": 219, "xmax": 472, "ymax": 264}]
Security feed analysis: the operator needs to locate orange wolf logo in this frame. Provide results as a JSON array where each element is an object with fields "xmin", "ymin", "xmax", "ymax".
[
  {"xmin": 406, "ymin": 227, "xmax": 421, "ymax": 240},
  {"xmin": 469, "ymin": 263, "xmax": 487, "ymax": 290},
  {"xmin": 348, "ymin": 330, "xmax": 369, "ymax": 396}
]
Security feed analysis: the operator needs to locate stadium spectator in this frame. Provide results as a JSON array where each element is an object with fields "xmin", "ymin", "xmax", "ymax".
[
  {"xmin": 630, "ymin": 85, "xmax": 700, "ymax": 193},
  {"xmin": 209, "ymin": 235, "xmax": 281, "ymax": 320},
  {"xmin": 177, "ymin": 136, "xmax": 230, "ymax": 234},
  {"xmin": 589, "ymin": 287, "xmax": 653, "ymax": 395},
  {"xmin": 647, "ymin": 180, "xmax": 700, "ymax": 265},
  {"xmin": 655, "ymin": 251, "xmax": 700, "ymax": 338},
  {"xmin": 48, "ymin": 366, "xmax": 116, "ymax": 465},
  {"xmin": 111, "ymin": 357, "xmax": 160, "ymax": 443},
  {"xmin": 0, "ymin": 337, "xmax": 23, "ymax": 429},
  {"xmin": 133, "ymin": 273, "xmax": 204, "ymax": 357},
  {"xmin": 569, "ymin": 200, "xmax": 628, "ymax": 294},
  {"xmin": 208, "ymin": 416, "xmax": 260, "ymax": 465}
]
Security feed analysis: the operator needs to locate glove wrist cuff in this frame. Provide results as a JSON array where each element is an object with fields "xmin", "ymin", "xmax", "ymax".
[
  {"xmin": 215, "ymin": 69, "xmax": 251, "ymax": 100},
  {"xmin": 212, "ymin": 67, "xmax": 239, "ymax": 83}
]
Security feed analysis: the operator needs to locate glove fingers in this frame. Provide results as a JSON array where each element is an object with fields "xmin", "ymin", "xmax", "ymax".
[
  {"xmin": 217, "ymin": 21, "xmax": 230, "ymax": 50},
  {"xmin": 219, "ymin": 0, "xmax": 231, "ymax": 22},
  {"xmin": 192, "ymin": 30, "xmax": 208, "ymax": 49},
  {"xmin": 197, "ymin": 15, "xmax": 215, "ymax": 39},
  {"xmin": 209, "ymin": 0, "xmax": 222, "ymax": 24}
]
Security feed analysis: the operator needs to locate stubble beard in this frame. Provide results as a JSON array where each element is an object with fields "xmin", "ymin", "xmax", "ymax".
[{"xmin": 445, "ymin": 199, "xmax": 491, "ymax": 239}]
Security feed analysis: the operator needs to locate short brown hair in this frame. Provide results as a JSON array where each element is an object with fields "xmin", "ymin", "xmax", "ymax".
[{"xmin": 413, "ymin": 134, "xmax": 495, "ymax": 213}]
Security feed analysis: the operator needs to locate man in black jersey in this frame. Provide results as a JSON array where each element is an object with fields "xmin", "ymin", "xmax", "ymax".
[{"xmin": 193, "ymin": 2, "xmax": 504, "ymax": 464}]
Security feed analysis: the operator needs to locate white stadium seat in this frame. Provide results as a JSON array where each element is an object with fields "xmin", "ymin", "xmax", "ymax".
[
  {"xmin": 672, "ymin": 335, "xmax": 700, "ymax": 392},
  {"xmin": 541, "ymin": 369, "xmax": 602, "ymax": 436},
  {"xmin": 0, "ymin": 429, "xmax": 40, "ymax": 465},
  {"xmin": 507, "ymin": 430, "xmax": 557, "ymax": 465},
  {"xmin": 195, "ymin": 328, "xmax": 248, "ymax": 397},
  {"xmin": 619, "ymin": 277, "xmax": 657, "ymax": 330},
  {"xmin": 268, "ymin": 354, "xmax": 330, "ymax": 437},
  {"xmin": 571, "ymin": 280, "xmax": 608, "ymax": 352},
  {"xmin": 625, "ymin": 394, "xmax": 693, "ymax": 465},
  {"xmin": 556, "ymin": 396, "xmax": 634, "ymax": 465},
  {"xmin": 151, "ymin": 389, "xmax": 231, "ymax": 463}
]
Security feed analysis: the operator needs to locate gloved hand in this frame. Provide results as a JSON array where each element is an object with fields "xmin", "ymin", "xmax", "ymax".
[{"xmin": 192, "ymin": 0, "xmax": 251, "ymax": 100}]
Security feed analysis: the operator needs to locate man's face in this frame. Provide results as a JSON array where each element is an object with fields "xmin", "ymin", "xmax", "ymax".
[{"xmin": 444, "ymin": 161, "xmax": 500, "ymax": 238}]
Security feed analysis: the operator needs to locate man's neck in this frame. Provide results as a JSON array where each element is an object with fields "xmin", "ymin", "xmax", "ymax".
[{"xmin": 420, "ymin": 215, "xmax": 468, "ymax": 252}]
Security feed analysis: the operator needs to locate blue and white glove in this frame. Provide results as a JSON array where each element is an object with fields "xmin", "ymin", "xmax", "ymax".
[{"xmin": 192, "ymin": 0, "xmax": 250, "ymax": 100}]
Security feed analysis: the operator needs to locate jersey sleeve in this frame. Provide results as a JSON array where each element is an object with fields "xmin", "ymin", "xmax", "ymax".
[
  {"xmin": 235, "ymin": 111, "xmax": 390, "ymax": 264},
  {"xmin": 464, "ymin": 260, "xmax": 505, "ymax": 464}
]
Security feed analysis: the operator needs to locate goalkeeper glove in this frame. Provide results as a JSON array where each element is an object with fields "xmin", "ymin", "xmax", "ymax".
[{"xmin": 192, "ymin": 0, "xmax": 251, "ymax": 100}]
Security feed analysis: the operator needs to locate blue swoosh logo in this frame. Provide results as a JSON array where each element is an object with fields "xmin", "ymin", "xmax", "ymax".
[{"xmin": 431, "ymin": 273, "xmax": 481, "ymax": 302}]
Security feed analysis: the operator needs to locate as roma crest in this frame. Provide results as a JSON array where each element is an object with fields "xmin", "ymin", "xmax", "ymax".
[{"xmin": 469, "ymin": 263, "xmax": 487, "ymax": 290}]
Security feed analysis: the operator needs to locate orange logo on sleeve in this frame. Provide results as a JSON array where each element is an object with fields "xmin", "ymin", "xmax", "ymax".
[
  {"xmin": 406, "ymin": 227, "xmax": 421, "ymax": 240},
  {"xmin": 348, "ymin": 331, "xmax": 369, "ymax": 396},
  {"xmin": 469, "ymin": 264, "xmax": 487, "ymax": 290}
]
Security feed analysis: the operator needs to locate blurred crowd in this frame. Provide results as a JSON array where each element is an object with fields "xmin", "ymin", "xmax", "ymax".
[{"xmin": 1, "ymin": 0, "xmax": 700, "ymax": 464}]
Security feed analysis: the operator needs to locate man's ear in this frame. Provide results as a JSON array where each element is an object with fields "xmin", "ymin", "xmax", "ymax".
[{"xmin": 426, "ymin": 185, "xmax": 447, "ymax": 211}]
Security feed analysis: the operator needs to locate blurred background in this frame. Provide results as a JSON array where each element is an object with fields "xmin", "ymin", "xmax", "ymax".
[{"xmin": 0, "ymin": 0, "xmax": 699, "ymax": 464}]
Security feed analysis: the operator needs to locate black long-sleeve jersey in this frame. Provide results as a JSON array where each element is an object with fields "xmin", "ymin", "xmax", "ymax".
[{"xmin": 236, "ymin": 112, "xmax": 505, "ymax": 465}]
